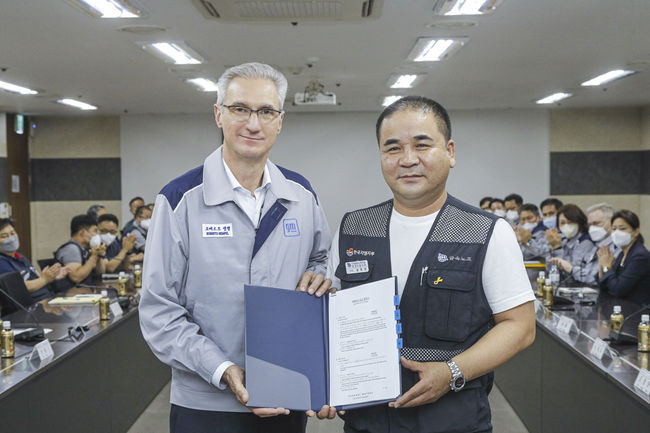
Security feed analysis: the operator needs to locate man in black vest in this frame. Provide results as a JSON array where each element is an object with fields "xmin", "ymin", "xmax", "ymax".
[{"xmin": 318, "ymin": 96, "xmax": 535, "ymax": 432}]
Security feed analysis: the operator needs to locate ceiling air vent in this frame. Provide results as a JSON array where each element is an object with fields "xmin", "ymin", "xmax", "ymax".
[{"xmin": 192, "ymin": 0, "xmax": 383, "ymax": 22}]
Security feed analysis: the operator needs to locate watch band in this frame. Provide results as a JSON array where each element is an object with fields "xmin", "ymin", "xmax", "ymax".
[{"xmin": 446, "ymin": 359, "xmax": 466, "ymax": 392}]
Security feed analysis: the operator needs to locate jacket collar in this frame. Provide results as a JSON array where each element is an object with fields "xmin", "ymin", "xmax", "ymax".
[{"xmin": 202, "ymin": 146, "xmax": 300, "ymax": 206}]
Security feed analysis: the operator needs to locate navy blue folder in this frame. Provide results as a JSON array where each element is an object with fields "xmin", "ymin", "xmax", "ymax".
[{"xmin": 244, "ymin": 278, "xmax": 401, "ymax": 412}]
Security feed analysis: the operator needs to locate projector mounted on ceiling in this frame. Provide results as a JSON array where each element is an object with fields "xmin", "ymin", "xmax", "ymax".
[
  {"xmin": 192, "ymin": 0, "xmax": 383, "ymax": 22},
  {"xmin": 294, "ymin": 80, "xmax": 337, "ymax": 105}
]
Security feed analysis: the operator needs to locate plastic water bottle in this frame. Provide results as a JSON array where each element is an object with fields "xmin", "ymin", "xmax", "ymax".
[{"xmin": 548, "ymin": 265, "xmax": 560, "ymax": 293}]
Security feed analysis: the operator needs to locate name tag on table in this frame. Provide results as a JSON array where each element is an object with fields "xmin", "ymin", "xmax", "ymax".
[
  {"xmin": 202, "ymin": 223, "xmax": 233, "ymax": 238},
  {"xmin": 634, "ymin": 369, "xmax": 650, "ymax": 396},
  {"xmin": 556, "ymin": 316, "xmax": 577, "ymax": 334},
  {"xmin": 110, "ymin": 302, "xmax": 123, "ymax": 318},
  {"xmin": 30, "ymin": 339, "xmax": 54, "ymax": 362},
  {"xmin": 345, "ymin": 260, "xmax": 369, "ymax": 275},
  {"xmin": 590, "ymin": 338, "xmax": 609, "ymax": 361}
]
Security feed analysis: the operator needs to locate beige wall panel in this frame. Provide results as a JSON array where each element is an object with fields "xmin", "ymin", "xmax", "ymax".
[
  {"xmin": 556, "ymin": 194, "xmax": 649, "ymax": 240},
  {"xmin": 550, "ymin": 108, "xmax": 641, "ymax": 152},
  {"xmin": 29, "ymin": 200, "xmax": 122, "ymax": 266},
  {"xmin": 0, "ymin": 113, "xmax": 7, "ymax": 157},
  {"xmin": 29, "ymin": 116, "xmax": 120, "ymax": 159},
  {"xmin": 641, "ymin": 106, "xmax": 650, "ymax": 150}
]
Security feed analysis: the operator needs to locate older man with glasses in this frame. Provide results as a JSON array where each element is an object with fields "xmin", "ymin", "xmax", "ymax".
[{"xmin": 139, "ymin": 62, "xmax": 331, "ymax": 433}]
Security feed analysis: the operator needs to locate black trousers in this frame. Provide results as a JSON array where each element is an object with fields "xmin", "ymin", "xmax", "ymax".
[{"xmin": 170, "ymin": 404, "xmax": 307, "ymax": 433}]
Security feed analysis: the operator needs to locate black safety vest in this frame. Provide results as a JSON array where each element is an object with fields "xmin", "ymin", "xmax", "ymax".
[{"xmin": 336, "ymin": 194, "xmax": 498, "ymax": 433}]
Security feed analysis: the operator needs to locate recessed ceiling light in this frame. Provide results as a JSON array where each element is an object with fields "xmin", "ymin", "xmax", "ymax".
[
  {"xmin": 388, "ymin": 74, "xmax": 426, "ymax": 89},
  {"xmin": 433, "ymin": 0, "xmax": 504, "ymax": 16},
  {"xmin": 407, "ymin": 37, "xmax": 468, "ymax": 62},
  {"xmin": 140, "ymin": 42, "xmax": 203, "ymax": 65},
  {"xmin": 382, "ymin": 96, "xmax": 403, "ymax": 106},
  {"xmin": 581, "ymin": 70, "xmax": 637, "ymax": 87},
  {"xmin": 186, "ymin": 78, "xmax": 219, "ymax": 92},
  {"xmin": 68, "ymin": 0, "xmax": 142, "ymax": 18},
  {"xmin": 57, "ymin": 98, "xmax": 98, "ymax": 110},
  {"xmin": 0, "ymin": 80, "xmax": 38, "ymax": 95},
  {"xmin": 536, "ymin": 92, "xmax": 572, "ymax": 104}
]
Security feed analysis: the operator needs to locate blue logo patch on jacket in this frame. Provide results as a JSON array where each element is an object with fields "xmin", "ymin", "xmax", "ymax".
[{"xmin": 283, "ymin": 218, "xmax": 300, "ymax": 237}]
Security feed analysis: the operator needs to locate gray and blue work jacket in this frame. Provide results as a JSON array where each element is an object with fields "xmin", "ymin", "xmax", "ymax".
[
  {"xmin": 139, "ymin": 146, "xmax": 330, "ymax": 412},
  {"xmin": 335, "ymin": 195, "xmax": 497, "ymax": 433}
]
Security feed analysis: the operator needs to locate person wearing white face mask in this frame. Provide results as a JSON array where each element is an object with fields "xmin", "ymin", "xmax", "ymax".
[
  {"xmin": 490, "ymin": 198, "xmax": 506, "ymax": 218},
  {"xmin": 0, "ymin": 219, "xmax": 70, "ymax": 301},
  {"xmin": 586, "ymin": 203, "xmax": 620, "ymax": 258},
  {"xmin": 54, "ymin": 214, "xmax": 107, "ymax": 292},
  {"xmin": 125, "ymin": 205, "xmax": 152, "ymax": 253},
  {"xmin": 548, "ymin": 204, "xmax": 598, "ymax": 285},
  {"xmin": 504, "ymin": 193, "xmax": 523, "ymax": 225},
  {"xmin": 515, "ymin": 203, "xmax": 549, "ymax": 261},
  {"xmin": 598, "ymin": 210, "xmax": 650, "ymax": 306},
  {"xmin": 98, "ymin": 214, "xmax": 138, "ymax": 272}
]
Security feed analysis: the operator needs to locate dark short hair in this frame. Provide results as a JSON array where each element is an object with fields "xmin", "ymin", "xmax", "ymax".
[
  {"xmin": 98, "ymin": 213, "xmax": 119, "ymax": 226},
  {"xmin": 505, "ymin": 193, "xmax": 523, "ymax": 206},
  {"xmin": 0, "ymin": 218, "xmax": 15, "ymax": 232},
  {"xmin": 612, "ymin": 209, "xmax": 644, "ymax": 244},
  {"xmin": 479, "ymin": 197, "xmax": 492, "ymax": 207},
  {"xmin": 129, "ymin": 196, "xmax": 144, "ymax": 207},
  {"xmin": 376, "ymin": 96, "xmax": 451, "ymax": 144},
  {"xmin": 519, "ymin": 203, "xmax": 540, "ymax": 217},
  {"xmin": 135, "ymin": 205, "xmax": 150, "ymax": 218},
  {"xmin": 540, "ymin": 198, "xmax": 563, "ymax": 211},
  {"xmin": 490, "ymin": 198, "xmax": 504, "ymax": 207},
  {"xmin": 71, "ymin": 214, "xmax": 97, "ymax": 236},
  {"xmin": 558, "ymin": 204, "xmax": 588, "ymax": 234}
]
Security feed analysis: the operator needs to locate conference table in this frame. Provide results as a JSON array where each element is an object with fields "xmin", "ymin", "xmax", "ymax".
[
  {"xmin": 0, "ymin": 281, "xmax": 170, "ymax": 432},
  {"xmin": 495, "ymin": 267, "xmax": 650, "ymax": 433}
]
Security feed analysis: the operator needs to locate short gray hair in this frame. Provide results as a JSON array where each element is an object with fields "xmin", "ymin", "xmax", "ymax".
[
  {"xmin": 586, "ymin": 202, "xmax": 614, "ymax": 219},
  {"xmin": 216, "ymin": 62, "xmax": 288, "ymax": 109}
]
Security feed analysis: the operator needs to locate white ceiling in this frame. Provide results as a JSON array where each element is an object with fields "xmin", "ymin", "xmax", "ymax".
[{"xmin": 1, "ymin": 0, "xmax": 649, "ymax": 116}]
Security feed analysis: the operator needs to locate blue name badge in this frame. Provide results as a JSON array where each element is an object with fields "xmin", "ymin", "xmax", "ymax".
[{"xmin": 283, "ymin": 218, "xmax": 300, "ymax": 237}]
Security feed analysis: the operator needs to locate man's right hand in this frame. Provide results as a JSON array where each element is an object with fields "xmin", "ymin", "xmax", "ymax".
[
  {"xmin": 515, "ymin": 227, "xmax": 532, "ymax": 245},
  {"xmin": 296, "ymin": 270, "xmax": 333, "ymax": 297},
  {"xmin": 122, "ymin": 234, "xmax": 137, "ymax": 252},
  {"xmin": 222, "ymin": 365, "xmax": 290, "ymax": 418},
  {"xmin": 545, "ymin": 228, "xmax": 562, "ymax": 250}
]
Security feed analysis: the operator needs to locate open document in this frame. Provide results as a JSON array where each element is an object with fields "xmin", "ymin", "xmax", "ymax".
[{"xmin": 244, "ymin": 277, "xmax": 401, "ymax": 411}]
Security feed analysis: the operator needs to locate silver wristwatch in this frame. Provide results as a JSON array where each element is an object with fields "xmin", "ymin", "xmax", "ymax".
[{"xmin": 446, "ymin": 359, "xmax": 466, "ymax": 392}]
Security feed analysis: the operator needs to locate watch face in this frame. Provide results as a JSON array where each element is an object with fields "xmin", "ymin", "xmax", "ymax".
[{"xmin": 454, "ymin": 377, "xmax": 465, "ymax": 388}]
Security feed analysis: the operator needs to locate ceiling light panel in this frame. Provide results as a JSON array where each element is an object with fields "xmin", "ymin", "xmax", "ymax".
[
  {"xmin": 388, "ymin": 74, "xmax": 426, "ymax": 89},
  {"xmin": 382, "ymin": 95, "xmax": 403, "ymax": 106},
  {"xmin": 0, "ymin": 80, "xmax": 38, "ymax": 95},
  {"xmin": 407, "ymin": 37, "xmax": 468, "ymax": 62},
  {"xmin": 187, "ymin": 78, "xmax": 219, "ymax": 92},
  {"xmin": 57, "ymin": 98, "xmax": 98, "ymax": 110},
  {"xmin": 139, "ymin": 42, "xmax": 204, "ymax": 65},
  {"xmin": 536, "ymin": 92, "xmax": 572, "ymax": 104},
  {"xmin": 581, "ymin": 69, "xmax": 637, "ymax": 87},
  {"xmin": 67, "ymin": 0, "xmax": 142, "ymax": 18},
  {"xmin": 433, "ymin": 0, "xmax": 503, "ymax": 16}
]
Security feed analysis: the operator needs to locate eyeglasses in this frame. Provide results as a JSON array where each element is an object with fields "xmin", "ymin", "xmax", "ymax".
[{"xmin": 221, "ymin": 104, "xmax": 282, "ymax": 122}]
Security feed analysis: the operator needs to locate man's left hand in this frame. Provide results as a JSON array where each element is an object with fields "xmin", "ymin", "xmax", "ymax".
[
  {"xmin": 296, "ymin": 270, "xmax": 333, "ymax": 297},
  {"xmin": 389, "ymin": 357, "xmax": 451, "ymax": 408}
]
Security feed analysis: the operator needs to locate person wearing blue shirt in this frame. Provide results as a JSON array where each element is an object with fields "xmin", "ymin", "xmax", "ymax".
[
  {"xmin": 516, "ymin": 203, "xmax": 548, "ymax": 261},
  {"xmin": 97, "ymin": 213, "xmax": 137, "ymax": 272},
  {"xmin": 0, "ymin": 218, "xmax": 69, "ymax": 302},
  {"xmin": 598, "ymin": 210, "xmax": 650, "ymax": 306}
]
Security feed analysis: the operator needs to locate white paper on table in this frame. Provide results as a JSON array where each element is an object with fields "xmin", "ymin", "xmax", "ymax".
[{"xmin": 328, "ymin": 277, "xmax": 401, "ymax": 407}]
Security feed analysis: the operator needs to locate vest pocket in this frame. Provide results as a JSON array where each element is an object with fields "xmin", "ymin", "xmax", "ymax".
[
  {"xmin": 424, "ymin": 268, "xmax": 475, "ymax": 342},
  {"xmin": 335, "ymin": 261, "xmax": 374, "ymax": 284}
]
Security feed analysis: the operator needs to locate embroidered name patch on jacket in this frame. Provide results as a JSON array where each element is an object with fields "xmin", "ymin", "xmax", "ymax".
[{"xmin": 202, "ymin": 224, "xmax": 233, "ymax": 238}]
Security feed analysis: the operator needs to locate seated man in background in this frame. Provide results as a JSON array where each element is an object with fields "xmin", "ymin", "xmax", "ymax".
[
  {"xmin": 586, "ymin": 203, "xmax": 620, "ymax": 257},
  {"xmin": 87, "ymin": 203, "xmax": 107, "ymax": 222},
  {"xmin": 540, "ymin": 197, "xmax": 563, "ymax": 230},
  {"xmin": 0, "ymin": 218, "xmax": 69, "ymax": 301},
  {"xmin": 479, "ymin": 196, "xmax": 492, "ymax": 211},
  {"xmin": 55, "ymin": 214, "xmax": 106, "ymax": 291},
  {"xmin": 97, "ymin": 214, "xmax": 137, "ymax": 272},
  {"xmin": 490, "ymin": 198, "xmax": 506, "ymax": 217},
  {"xmin": 122, "ymin": 196, "xmax": 144, "ymax": 236},
  {"xmin": 504, "ymin": 193, "xmax": 523, "ymax": 225},
  {"xmin": 515, "ymin": 203, "xmax": 548, "ymax": 261},
  {"xmin": 125, "ymin": 205, "xmax": 151, "ymax": 252}
]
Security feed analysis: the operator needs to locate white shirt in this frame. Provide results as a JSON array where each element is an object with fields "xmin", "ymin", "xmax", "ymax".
[
  {"xmin": 211, "ymin": 157, "xmax": 272, "ymax": 389},
  {"xmin": 327, "ymin": 208, "xmax": 534, "ymax": 315}
]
